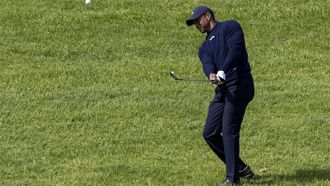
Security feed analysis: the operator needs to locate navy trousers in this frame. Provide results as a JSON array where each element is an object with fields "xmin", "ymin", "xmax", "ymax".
[{"xmin": 203, "ymin": 77, "xmax": 254, "ymax": 182}]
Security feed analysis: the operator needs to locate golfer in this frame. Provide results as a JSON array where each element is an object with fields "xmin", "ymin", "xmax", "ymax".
[{"xmin": 186, "ymin": 6, "xmax": 255, "ymax": 185}]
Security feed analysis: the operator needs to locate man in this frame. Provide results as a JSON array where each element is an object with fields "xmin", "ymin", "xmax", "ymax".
[{"xmin": 186, "ymin": 6, "xmax": 255, "ymax": 185}]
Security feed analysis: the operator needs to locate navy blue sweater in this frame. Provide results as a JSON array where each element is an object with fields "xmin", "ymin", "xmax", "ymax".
[{"xmin": 198, "ymin": 20, "xmax": 252, "ymax": 81}]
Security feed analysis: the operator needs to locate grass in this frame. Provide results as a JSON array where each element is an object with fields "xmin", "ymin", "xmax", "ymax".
[{"xmin": 0, "ymin": 0, "xmax": 329, "ymax": 185}]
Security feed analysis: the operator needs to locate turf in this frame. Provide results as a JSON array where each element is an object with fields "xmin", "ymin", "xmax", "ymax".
[{"xmin": 0, "ymin": 0, "xmax": 329, "ymax": 185}]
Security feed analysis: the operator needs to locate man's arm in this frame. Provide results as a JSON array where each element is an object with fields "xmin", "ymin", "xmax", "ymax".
[
  {"xmin": 198, "ymin": 44, "xmax": 216, "ymax": 78},
  {"xmin": 222, "ymin": 20, "xmax": 246, "ymax": 74}
]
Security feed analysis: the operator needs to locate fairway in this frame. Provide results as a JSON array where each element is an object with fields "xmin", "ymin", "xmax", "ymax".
[{"xmin": 0, "ymin": 0, "xmax": 329, "ymax": 185}]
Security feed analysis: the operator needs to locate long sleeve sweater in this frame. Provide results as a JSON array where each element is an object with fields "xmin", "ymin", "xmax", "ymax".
[{"xmin": 198, "ymin": 20, "xmax": 252, "ymax": 81}]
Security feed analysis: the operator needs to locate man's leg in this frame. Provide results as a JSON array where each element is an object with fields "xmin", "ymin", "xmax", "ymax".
[
  {"xmin": 203, "ymin": 94, "xmax": 226, "ymax": 162},
  {"xmin": 222, "ymin": 100, "xmax": 248, "ymax": 183},
  {"xmin": 222, "ymin": 79, "xmax": 254, "ymax": 183},
  {"xmin": 203, "ymin": 90, "xmax": 249, "ymax": 167}
]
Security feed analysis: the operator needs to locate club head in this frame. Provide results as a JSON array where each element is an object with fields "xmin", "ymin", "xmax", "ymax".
[{"xmin": 170, "ymin": 71, "xmax": 179, "ymax": 80}]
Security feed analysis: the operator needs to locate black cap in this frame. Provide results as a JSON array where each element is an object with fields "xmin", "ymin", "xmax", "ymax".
[{"xmin": 186, "ymin": 6, "xmax": 213, "ymax": 26}]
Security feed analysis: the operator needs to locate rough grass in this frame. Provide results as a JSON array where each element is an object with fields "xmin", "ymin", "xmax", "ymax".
[{"xmin": 0, "ymin": 0, "xmax": 329, "ymax": 185}]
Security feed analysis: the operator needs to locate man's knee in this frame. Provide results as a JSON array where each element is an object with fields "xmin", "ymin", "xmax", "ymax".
[{"xmin": 203, "ymin": 127, "xmax": 216, "ymax": 141}]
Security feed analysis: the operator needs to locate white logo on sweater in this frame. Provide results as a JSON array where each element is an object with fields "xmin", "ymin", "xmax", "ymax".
[{"xmin": 209, "ymin": 35, "xmax": 215, "ymax": 41}]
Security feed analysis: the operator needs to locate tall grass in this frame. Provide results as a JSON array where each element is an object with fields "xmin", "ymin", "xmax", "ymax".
[{"xmin": 0, "ymin": 0, "xmax": 329, "ymax": 185}]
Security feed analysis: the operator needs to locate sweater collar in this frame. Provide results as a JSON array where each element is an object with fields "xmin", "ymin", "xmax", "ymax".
[{"xmin": 206, "ymin": 21, "xmax": 221, "ymax": 39}]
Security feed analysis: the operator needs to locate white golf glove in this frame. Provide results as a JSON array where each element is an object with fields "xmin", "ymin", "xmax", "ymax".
[{"xmin": 216, "ymin": 70, "xmax": 226, "ymax": 81}]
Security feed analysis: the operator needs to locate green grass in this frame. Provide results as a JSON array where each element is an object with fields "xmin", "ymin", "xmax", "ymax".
[{"xmin": 0, "ymin": 0, "xmax": 329, "ymax": 185}]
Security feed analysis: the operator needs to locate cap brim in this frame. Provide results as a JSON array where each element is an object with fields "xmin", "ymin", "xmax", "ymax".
[
  {"xmin": 186, "ymin": 14, "xmax": 201, "ymax": 26},
  {"xmin": 186, "ymin": 19, "xmax": 195, "ymax": 26}
]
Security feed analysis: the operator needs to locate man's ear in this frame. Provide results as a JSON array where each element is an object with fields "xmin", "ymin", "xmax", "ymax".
[{"xmin": 206, "ymin": 12, "xmax": 211, "ymax": 20}]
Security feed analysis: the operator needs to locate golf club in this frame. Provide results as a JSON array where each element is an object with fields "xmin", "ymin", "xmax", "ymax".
[
  {"xmin": 170, "ymin": 71, "xmax": 208, "ymax": 82},
  {"xmin": 170, "ymin": 71, "xmax": 224, "ymax": 85}
]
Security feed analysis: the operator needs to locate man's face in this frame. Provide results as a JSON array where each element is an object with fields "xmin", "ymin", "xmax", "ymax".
[{"xmin": 194, "ymin": 13, "xmax": 211, "ymax": 33}]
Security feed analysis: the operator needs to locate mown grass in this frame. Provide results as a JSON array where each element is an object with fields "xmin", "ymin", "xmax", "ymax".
[{"xmin": 0, "ymin": 0, "xmax": 329, "ymax": 185}]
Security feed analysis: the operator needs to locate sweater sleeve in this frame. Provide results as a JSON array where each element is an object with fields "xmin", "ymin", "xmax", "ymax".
[
  {"xmin": 222, "ymin": 20, "xmax": 245, "ymax": 73},
  {"xmin": 198, "ymin": 44, "xmax": 216, "ymax": 78}
]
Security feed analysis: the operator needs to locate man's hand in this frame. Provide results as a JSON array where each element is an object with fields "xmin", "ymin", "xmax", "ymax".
[
  {"xmin": 209, "ymin": 73, "xmax": 222, "ymax": 85},
  {"xmin": 209, "ymin": 71, "xmax": 226, "ymax": 85}
]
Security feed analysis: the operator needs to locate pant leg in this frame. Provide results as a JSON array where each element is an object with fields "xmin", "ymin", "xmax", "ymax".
[
  {"xmin": 222, "ymin": 100, "xmax": 249, "ymax": 182},
  {"xmin": 222, "ymin": 78, "xmax": 254, "ymax": 182},
  {"xmin": 203, "ymin": 87, "xmax": 250, "ymax": 168},
  {"xmin": 203, "ymin": 89, "xmax": 226, "ymax": 162}
]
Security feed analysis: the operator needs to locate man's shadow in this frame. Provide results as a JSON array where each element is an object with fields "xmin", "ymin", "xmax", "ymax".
[{"xmin": 249, "ymin": 168, "xmax": 329, "ymax": 185}]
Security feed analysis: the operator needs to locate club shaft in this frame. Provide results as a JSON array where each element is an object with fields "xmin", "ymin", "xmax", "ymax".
[
  {"xmin": 170, "ymin": 71, "xmax": 209, "ymax": 82},
  {"xmin": 170, "ymin": 71, "xmax": 223, "ymax": 85},
  {"xmin": 176, "ymin": 77, "xmax": 209, "ymax": 82}
]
